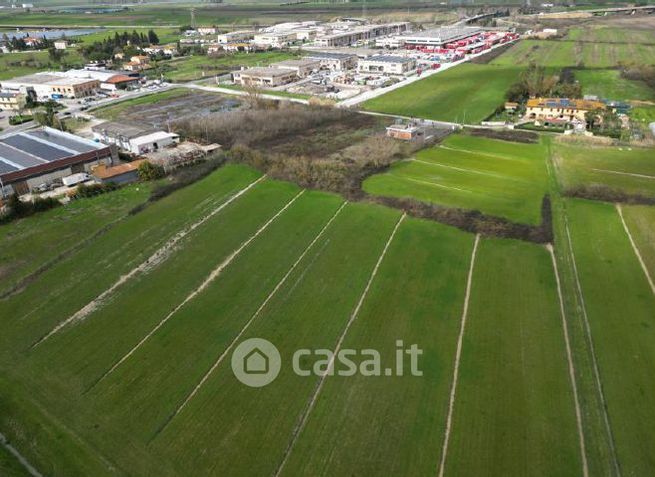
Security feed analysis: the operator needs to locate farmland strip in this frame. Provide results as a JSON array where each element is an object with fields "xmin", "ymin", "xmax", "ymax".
[
  {"xmin": 413, "ymin": 159, "xmax": 521, "ymax": 181},
  {"xmin": 616, "ymin": 204, "xmax": 655, "ymax": 295},
  {"xmin": 437, "ymin": 233, "xmax": 479, "ymax": 477},
  {"xmin": 31, "ymin": 175, "xmax": 266, "ymax": 349},
  {"xmin": 438, "ymin": 145, "xmax": 528, "ymax": 162},
  {"xmin": 274, "ymin": 213, "xmax": 406, "ymax": 477},
  {"xmin": 159, "ymin": 201, "xmax": 348, "ymax": 429},
  {"xmin": 88, "ymin": 190, "xmax": 305, "ymax": 390},
  {"xmin": 396, "ymin": 175, "xmax": 472, "ymax": 193},
  {"xmin": 564, "ymin": 213, "xmax": 621, "ymax": 476},
  {"xmin": 548, "ymin": 244, "xmax": 589, "ymax": 477}
]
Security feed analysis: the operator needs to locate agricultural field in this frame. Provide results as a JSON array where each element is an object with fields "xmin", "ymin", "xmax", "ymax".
[
  {"xmin": 362, "ymin": 64, "xmax": 522, "ymax": 124},
  {"xmin": 363, "ymin": 133, "xmax": 550, "ymax": 224},
  {"xmin": 491, "ymin": 39, "xmax": 655, "ymax": 68},
  {"xmin": 575, "ymin": 69, "xmax": 655, "ymax": 102},
  {"xmin": 159, "ymin": 51, "xmax": 299, "ymax": 82},
  {"xmin": 566, "ymin": 199, "xmax": 655, "ymax": 476},
  {"xmin": 0, "ymin": 183, "xmax": 153, "ymax": 297},
  {"xmin": 552, "ymin": 140, "xmax": 655, "ymax": 198},
  {"xmin": 621, "ymin": 205, "xmax": 655, "ymax": 277}
]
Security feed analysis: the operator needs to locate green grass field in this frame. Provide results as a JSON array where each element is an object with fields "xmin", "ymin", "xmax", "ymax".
[
  {"xmin": 445, "ymin": 238, "xmax": 582, "ymax": 476},
  {"xmin": 363, "ymin": 133, "xmax": 550, "ymax": 224},
  {"xmin": 552, "ymin": 141, "xmax": 655, "ymax": 198},
  {"xmin": 0, "ymin": 143, "xmax": 653, "ymax": 476},
  {"xmin": 0, "ymin": 442, "xmax": 30, "ymax": 477},
  {"xmin": 362, "ymin": 64, "xmax": 522, "ymax": 124},
  {"xmin": 566, "ymin": 199, "xmax": 655, "ymax": 476},
  {"xmin": 622, "ymin": 205, "xmax": 655, "ymax": 277},
  {"xmin": 575, "ymin": 69, "xmax": 655, "ymax": 102},
  {"xmin": 0, "ymin": 183, "xmax": 152, "ymax": 297}
]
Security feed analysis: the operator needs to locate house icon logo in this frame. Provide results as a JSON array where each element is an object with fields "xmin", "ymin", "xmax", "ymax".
[{"xmin": 231, "ymin": 338, "xmax": 281, "ymax": 387}]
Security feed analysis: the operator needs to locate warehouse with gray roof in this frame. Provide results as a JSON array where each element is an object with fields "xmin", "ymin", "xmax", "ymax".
[{"xmin": 0, "ymin": 127, "xmax": 112, "ymax": 196}]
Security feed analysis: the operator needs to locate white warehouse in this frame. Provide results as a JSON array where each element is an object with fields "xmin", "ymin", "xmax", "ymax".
[{"xmin": 357, "ymin": 55, "xmax": 416, "ymax": 75}]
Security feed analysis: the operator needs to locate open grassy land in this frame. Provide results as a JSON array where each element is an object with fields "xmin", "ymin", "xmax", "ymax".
[
  {"xmin": 282, "ymin": 218, "xmax": 474, "ymax": 475},
  {"xmin": 566, "ymin": 24, "xmax": 655, "ymax": 44},
  {"xmin": 621, "ymin": 205, "xmax": 655, "ymax": 277},
  {"xmin": 362, "ymin": 64, "xmax": 522, "ymax": 124},
  {"xmin": 0, "ymin": 183, "xmax": 152, "ymax": 297},
  {"xmin": 0, "ymin": 50, "xmax": 84, "ymax": 80},
  {"xmin": 160, "ymin": 51, "xmax": 298, "ymax": 82},
  {"xmin": 0, "ymin": 443, "xmax": 30, "ymax": 477},
  {"xmin": 566, "ymin": 199, "xmax": 655, "ymax": 476},
  {"xmin": 363, "ymin": 133, "xmax": 550, "ymax": 224},
  {"xmin": 552, "ymin": 141, "xmax": 655, "ymax": 198},
  {"xmin": 491, "ymin": 39, "xmax": 655, "ymax": 68},
  {"xmin": 73, "ymin": 27, "xmax": 180, "ymax": 46},
  {"xmin": 445, "ymin": 238, "xmax": 582, "ymax": 476},
  {"xmin": 575, "ymin": 69, "xmax": 655, "ymax": 102}
]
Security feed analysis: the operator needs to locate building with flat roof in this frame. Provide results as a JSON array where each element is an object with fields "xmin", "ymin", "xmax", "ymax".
[
  {"xmin": 217, "ymin": 30, "xmax": 255, "ymax": 44},
  {"xmin": 272, "ymin": 59, "xmax": 320, "ymax": 77},
  {"xmin": 0, "ymin": 73, "xmax": 99, "ymax": 100},
  {"xmin": 400, "ymin": 26, "xmax": 482, "ymax": 48},
  {"xmin": 0, "ymin": 127, "xmax": 112, "ymax": 196},
  {"xmin": 358, "ymin": 55, "xmax": 416, "ymax": 75},
  {"xmin": 92, "ymin": 122, "xmax": 179, "ymax": 155},
  {"xmin": 0, "ymin": 91, "xmax": 27, "ymax": 111},
  {"xmin": 232, "ymin": 67, "xmax": 298, "ymax": 87},
  {"xmin": 304, "ymin": 51, "xmax": 358, "ymax": 71},
  {"xmin": 63, "ymin": 69, "xmax": 140, "ymax": 90},
  {"xmin": 254, "ymin": 32, "xmax": 297, "ymax": 48},
  {"xmin": 314, "ymin": 22, "xmax": 410, "ymax": 47}
]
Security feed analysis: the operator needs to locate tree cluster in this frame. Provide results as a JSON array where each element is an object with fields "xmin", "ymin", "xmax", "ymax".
[{"xmin": 79, "ymin": 30, "xmax": 159, "ymax": 61}]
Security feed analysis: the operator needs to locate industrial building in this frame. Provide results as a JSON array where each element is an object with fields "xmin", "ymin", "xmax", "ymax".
[
  {"xmin": 304, "ymin": 51, "xmax": 358, "ymax": 71},
  {"xmin": 0, "ymin": 127, "xmax": 112, "ymax": 196},
  {"xmin": 357, "ymin": 55, "xmax": 417, "ymax": 75},
  {"xmin": 217, "ymin": 30, "xmax": 255, "ymax": 44},
  {"xmin": 0, "ymin": 73, "xmax": 99, "ymax": 100},
  {"xmin": 63, "ymin": 69, "xmax": 140, "ymax": 91},
  {"xmin": 232, "ymin": 67, "xmax": 298, "ymax": 87},
  {"xmin": 92, "ymin": 122, "xmax": 179, "ymax": 155},
  {"xmin": 253, "ymin": 32, "xmax": 298, "ymax": 48},
  {"xmin": 92, "ymin": 159, "xmax": 145, "ymax": 184},
  {"xmin": 272, "ymin": 59, "xmax": 321, "ymax": 77},
  {"xmin": 400, "ymin": 26, "xmax": 482, "ymax": 49}
]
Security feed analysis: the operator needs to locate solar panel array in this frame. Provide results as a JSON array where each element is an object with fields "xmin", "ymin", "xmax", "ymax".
[{"xmin": 0, "ymin": 128, "xmax": 104, "ymax": 177}]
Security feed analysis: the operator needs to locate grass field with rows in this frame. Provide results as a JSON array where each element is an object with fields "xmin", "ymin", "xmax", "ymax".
[{"xmin": 363, "ymin": 133, "xmax": 550, "ymax": 224}]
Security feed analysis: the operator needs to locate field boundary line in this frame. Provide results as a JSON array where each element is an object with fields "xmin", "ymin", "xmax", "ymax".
[
  {"xmin": 273, "ymin": 213, "xmax": 406, "ymax": 477},
  {"xmin": 31, "ymin": 175, "xmax": 266, "ymax": 349},
  {"xmin": 548, "ymin": 244, "xmax": 589, "ymax": 477},
  {"xmin": 155, "ymin": 201, "xmax": 348, "ymax": 434},
  {"xmin": 0, "ymin": 431, "xmax": 42, "ymax": 477},
  {"xmin": 438, "ymin": 145, "xmax": 527, "ymax": 163},
  {"xmin": 412, "ymin": 159, "xmax": 522, "ymax": 182},
  {"xmin": 616, "ymin": 204, "xmax": 655, "ymax": 295},
  {"xmin": 86, "ymin": 190, "xmax": 305, "ymax": 391},
  {"xmin": 437, "ymin": 233, "xmax": 479, "ymax": 477},
  {"xmin": 564, "ymin": 213, "xmax": 621, "ymax": 476},
  {"xmin": 592, "ymin": 168, "xmax": 655, "ymax": 180},
  {"xmin": 397, "ymin": 175, "xmax": 472, "ymax": 193}
]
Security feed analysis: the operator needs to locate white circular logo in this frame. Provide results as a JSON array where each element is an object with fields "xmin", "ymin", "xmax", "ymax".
[{"xmin": 231, "ymin": 338, "xmax": 281, "ymax": 387}]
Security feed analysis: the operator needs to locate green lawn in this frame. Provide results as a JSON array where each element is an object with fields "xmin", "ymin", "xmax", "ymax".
[
  {"xmin": 363, "ymin": 133, "xmax": 550, "ymax": 224},
  {"xmin": 445, "ymin": 238, "xmax": 582, "ymax": 476},
  {"xmin": 283, "ymin": 217, "xmax": 474, "ymax": 475},
  {"xmin": 362, "ymin": 63, "xmax": 522, "ymax": 124},
  {"xmin": 552, "ymin": 141, "xmax": 655, "ymax": 198},
  {"xmin": 575, "ymin": 69, "xmax": 655, "ymax": 102},
  {"xmin": 73, "ymin": 27, "xmax": 180, "ymax": 46},
  {"xmin": 0, "ymin": 443, "xmax": 30, "ymax": 477},
  {"xmin": 160, "ymin": 51, "xmax": 299, "ymax": 82},
  {"xmin": 567, "ymin": 199, "xmax": 655, "ymax": 476},
  {"xmin": 0, "ymin": 183, "xmax": 152, "ymax": 297}
]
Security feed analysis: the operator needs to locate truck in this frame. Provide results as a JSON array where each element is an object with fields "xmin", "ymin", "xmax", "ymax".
[{"xmin": 62, "ymin": 172, "xmax": 90, "ymax": 187}]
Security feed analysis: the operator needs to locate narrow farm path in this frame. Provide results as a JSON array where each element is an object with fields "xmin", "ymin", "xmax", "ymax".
[{"xmin": 616, "ymin": 204, "xmax": 655, "ymax": 295}]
